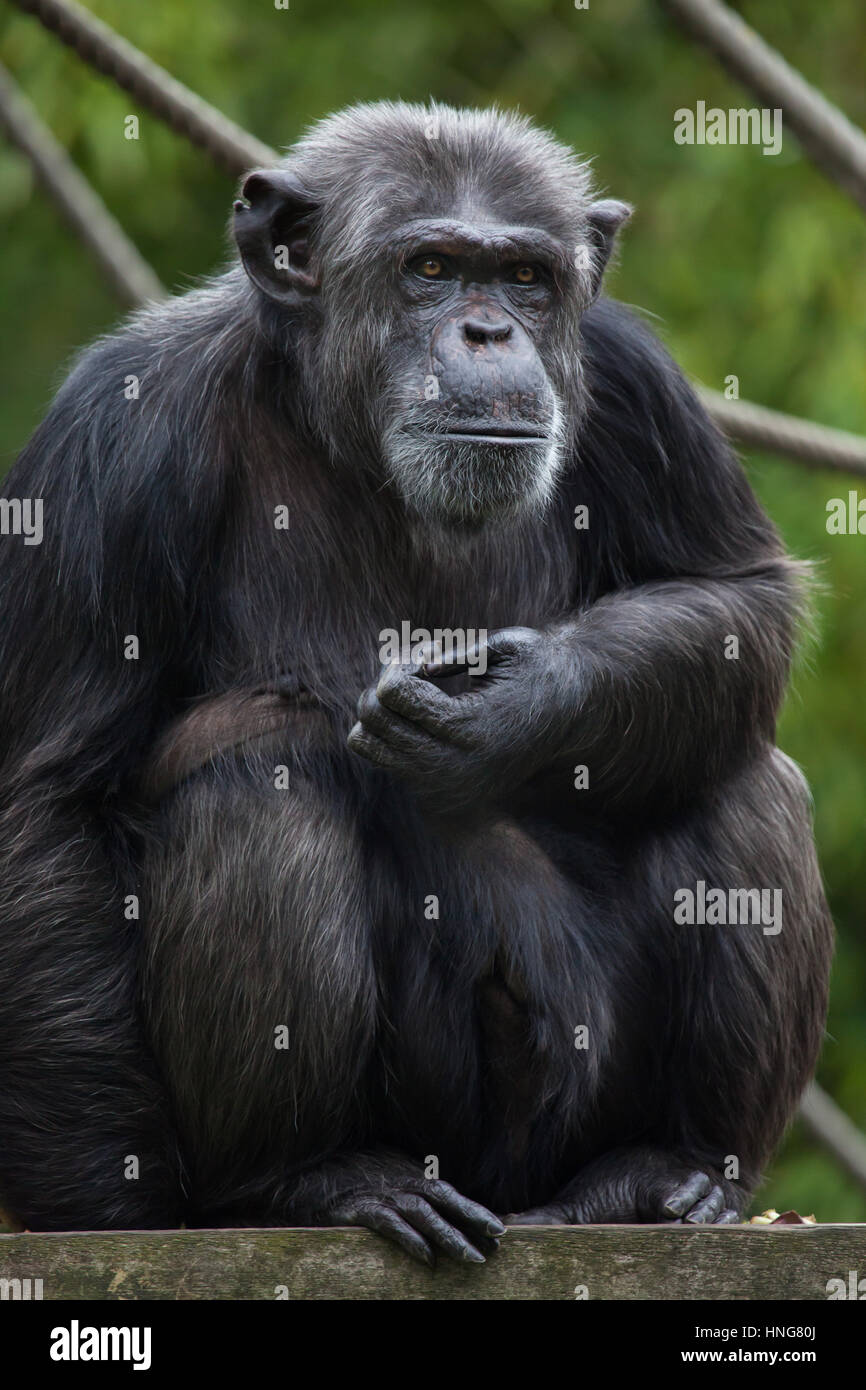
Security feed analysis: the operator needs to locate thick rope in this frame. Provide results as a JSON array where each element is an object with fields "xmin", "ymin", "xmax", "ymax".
[
  {"xmin": 7, "ymin": 0, "xmax": 277, "ymax": 174},
  {"xmin": 701, "ymin": 389, "xmax": 866, "ymax": 477},
  {"xmin": 801, "ymin": 1083, "xmax": 866, "ymax": 1196},
  {"xmin": 660, "ymin": 0, "xmax": 866, "ymax": 213},
  {"xmin": 0, "ymin": 60, "xmax": 164, "ymax": 305}
]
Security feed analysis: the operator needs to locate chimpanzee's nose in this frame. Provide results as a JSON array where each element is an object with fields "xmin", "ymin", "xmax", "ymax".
[{"xmin": 462, "ymin": 317, "xmax": 513, "ymax": 346}]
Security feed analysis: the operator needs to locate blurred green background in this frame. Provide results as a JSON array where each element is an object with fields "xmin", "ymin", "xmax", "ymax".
[{"xmin": 0, "ymin": 0, "xmax": 863, "ymax": 1220}]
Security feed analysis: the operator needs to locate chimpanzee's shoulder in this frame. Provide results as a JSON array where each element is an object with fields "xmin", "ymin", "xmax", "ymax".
[
  {"xmin": 581, "ymin": 298, "xmax": 684, "ymax": 392},
  {"xmin": 579, "ymin": 296, "xmax": 728, "ymax": 463}
]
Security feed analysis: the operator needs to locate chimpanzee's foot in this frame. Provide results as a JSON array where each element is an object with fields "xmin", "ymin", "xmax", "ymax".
[
  {"xmin": 310, "ymin": 1151, "xmax": 505, "ymax": 1265},
  {"xmin": 506, "ymin": 1146, "xmax": 744, "ymax": 1226}
]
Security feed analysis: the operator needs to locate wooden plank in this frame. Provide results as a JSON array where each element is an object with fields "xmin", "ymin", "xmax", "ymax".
[{"xmin": 1, "ymin": 1225, "xmax": 865, "ymax": 1300}]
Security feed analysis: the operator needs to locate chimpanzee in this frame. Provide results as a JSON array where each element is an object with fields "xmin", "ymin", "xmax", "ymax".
[{"xmin": 0, "ymin": 102, "xmax": 833, "ymax": 1264}]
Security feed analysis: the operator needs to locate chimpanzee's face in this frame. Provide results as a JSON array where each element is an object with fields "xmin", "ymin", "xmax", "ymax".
[{"xmin": 376, "ymin": 215, "xmax": 569, "ymax": 525}]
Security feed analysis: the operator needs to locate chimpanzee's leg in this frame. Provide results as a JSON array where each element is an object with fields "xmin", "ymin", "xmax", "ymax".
[
  {"xmin": 138, "ymin": 713, "xmax": 503, "ymax": 1263},
  {"xmin": 509, "ymin": 747, "xmax": 833, "ymax": 1225}
]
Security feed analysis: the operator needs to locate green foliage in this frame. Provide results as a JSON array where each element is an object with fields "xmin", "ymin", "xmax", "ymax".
[{"xmin": 1, "ymin": 0, "xmax": 864, "ymax": 1220}]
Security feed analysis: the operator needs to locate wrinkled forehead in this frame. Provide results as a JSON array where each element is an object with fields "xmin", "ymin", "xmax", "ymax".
[{"xmin": 386, "ymin": 180, "xmax": 585, "ymax": 245}]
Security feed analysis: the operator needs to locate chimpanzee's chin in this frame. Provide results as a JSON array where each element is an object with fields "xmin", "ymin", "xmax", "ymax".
[{"xmin": 385, "ymin": 433, "xmax": 562, "ymax": 528}]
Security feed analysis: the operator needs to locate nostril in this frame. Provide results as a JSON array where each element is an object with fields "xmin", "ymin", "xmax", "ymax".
[{"xmin": 463, "ymin": 319, "xmax": 512, "ymax": 345}]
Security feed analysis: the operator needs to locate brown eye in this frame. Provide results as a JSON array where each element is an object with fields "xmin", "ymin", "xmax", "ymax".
[
  {"xmin": 513, "ymin": 265, "xmax": 537, "ymax": 284},
  {"xmin": 419, "ymin": 257, "xmax": 443, "ymax": 278}
]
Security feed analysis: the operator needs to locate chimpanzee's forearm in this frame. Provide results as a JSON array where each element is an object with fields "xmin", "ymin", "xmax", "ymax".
[{"xmin": 542, "ymin": 563, "xmax": 798, "ymax": 816}]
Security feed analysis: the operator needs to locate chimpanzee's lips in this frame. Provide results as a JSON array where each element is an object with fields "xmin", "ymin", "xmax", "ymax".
[{"xmin": 441, "ymin": 424, "xmax": 549, "ymax": 444}]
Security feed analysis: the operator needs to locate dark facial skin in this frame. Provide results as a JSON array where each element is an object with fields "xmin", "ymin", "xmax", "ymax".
[
  {"xmin": 370, "ymin": 219, "xmax": 568, "ymax": 525},
  {"xmin": 396, "ymin": 218, "xmax": 563, "ymax": 437}
]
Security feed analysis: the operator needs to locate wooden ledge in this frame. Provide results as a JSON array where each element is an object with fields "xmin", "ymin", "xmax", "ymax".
[{"xmin": 2, "ymin": 1224, "xmax": 865, "ymax": 1300}]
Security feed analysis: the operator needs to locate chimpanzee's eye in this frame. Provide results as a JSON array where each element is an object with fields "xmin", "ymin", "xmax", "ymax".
[
  {"xmin": 407, "ymin": 255, "xmax": 454, "ymax": 280},
  {"xmin": 512, "ymin": 265, "xmax": 538, "ymax": 285},
  {"xmin": 412, "ymin": 257, "xmax": 442, "ymax": 278}
]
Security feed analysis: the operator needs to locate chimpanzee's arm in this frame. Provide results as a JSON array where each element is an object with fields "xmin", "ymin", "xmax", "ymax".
[
  {"xmin": 0, "ymin": 332, "xmax": 218, "ymax": 1228},
  {"xmin": 521, "ymin": 560, "xmax": 796, "ymax": 817}
]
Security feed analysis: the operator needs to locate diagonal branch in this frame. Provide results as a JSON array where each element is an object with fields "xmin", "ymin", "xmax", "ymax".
[
  {"xmin": 7, "ymin": 0, "xmax": 277, "ymax": 174},
  {"xmin": 701, "ymin": 389, "xmax": 866, "ymax": 476},
  {"xmin": 660, "ymin": 0, "xmax": 866, "ymax": 213},
  {"xmin": 0, "ymin": 60, "xmax": 164, "ymax": 305}
]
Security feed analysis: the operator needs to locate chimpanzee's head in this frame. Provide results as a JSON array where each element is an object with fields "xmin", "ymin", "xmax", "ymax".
[{"xmin": 234, "ymin": 102, "xmax": 630, "ymax": 526}]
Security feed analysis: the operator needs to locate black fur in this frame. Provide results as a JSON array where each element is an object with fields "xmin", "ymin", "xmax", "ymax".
[{"xmin": 0, "ymin": 102, "xmax": 832, "ymax": 1258}]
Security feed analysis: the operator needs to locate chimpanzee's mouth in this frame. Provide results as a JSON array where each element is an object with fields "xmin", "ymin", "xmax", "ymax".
[{"xmin": 442, "ymin": 424, "xmax": 549, "ymax": 444}]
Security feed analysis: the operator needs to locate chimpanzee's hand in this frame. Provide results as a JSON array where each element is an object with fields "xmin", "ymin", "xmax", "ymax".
[{"xmin": 347, "ymin": 627, "xmax": 577, "ymax": 813}]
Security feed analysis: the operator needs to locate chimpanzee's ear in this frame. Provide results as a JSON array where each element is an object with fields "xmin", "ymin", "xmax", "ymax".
[
  {"xmin": 583, "ymin": 199, "xmax": 632, "ymax": 299},
  {"xmin": 233, "ymin": 168, "xmax": 321, "ymax": 302}
]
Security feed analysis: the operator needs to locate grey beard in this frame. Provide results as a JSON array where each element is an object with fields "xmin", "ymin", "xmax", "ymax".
[{"xmin": 381, "ymin": 401, "xmax": 566, "ymax": 526}]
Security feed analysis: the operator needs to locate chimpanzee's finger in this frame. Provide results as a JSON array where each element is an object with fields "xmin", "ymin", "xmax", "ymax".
[
  {"xmin": 349, "ymin": 1202, "xmax": 435, "ymax": 1266},
  {"xmin": 424, "ymin": 1179, "xmax": 506, "ymax": 1238},
  {"xmin": 347, "ymin": 723, "xmax": 407, "ymax": 770},
  {"xmin": 376, "ymin": 661, "xmax": 475, "ymax": 738},
  {"xmin": 394, "ymin": 1194, "xmax": 486, "ymax": 1263},
  {"xmin": 683, "ymin": 1185, "xmax": 725, "ymax": 1224},
  {"xmin": 662, "ymin": 1171, "xmax": 712, "ymax": 1218},
  {"xmin": 356, "ymin": 688, "xmax": 429, "ymax": 752}
]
